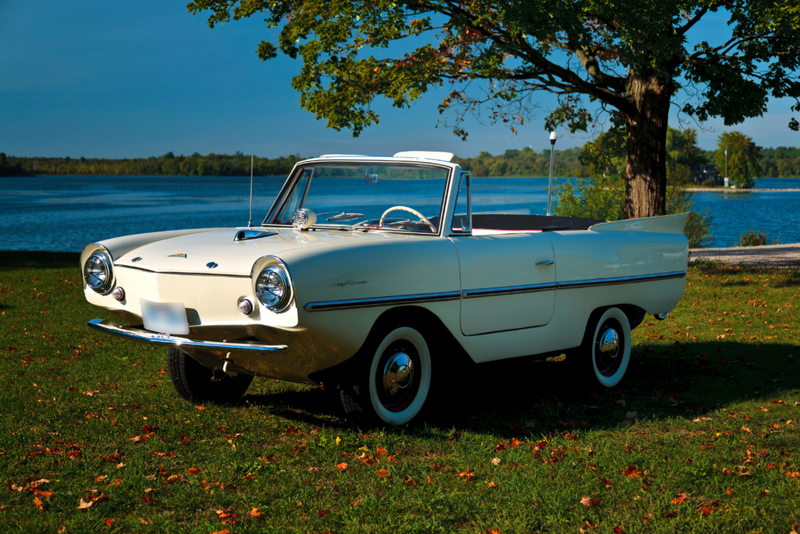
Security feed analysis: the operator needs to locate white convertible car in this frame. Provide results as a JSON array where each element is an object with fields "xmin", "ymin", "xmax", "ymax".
[{"xmin": 82, "ymin": 152, "xmax": 688, "ymax": 425}]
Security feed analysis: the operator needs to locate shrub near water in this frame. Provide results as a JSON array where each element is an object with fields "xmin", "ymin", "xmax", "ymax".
[
  {"xmin": 740, "ymin": 230, "xmax": 781, "ymax": 247},
  {"xmin": 1, "ymin": 251, "xmax": 800, "ymax": 533}
]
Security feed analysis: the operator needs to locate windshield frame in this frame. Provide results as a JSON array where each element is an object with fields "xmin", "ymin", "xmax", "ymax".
[{"xmin": 262, "ymin": 158, "xmax": 456, "ymax": 237}]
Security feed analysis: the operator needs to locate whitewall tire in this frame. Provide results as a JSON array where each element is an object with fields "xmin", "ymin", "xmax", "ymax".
[
  {"xmin": 340, "ymin": 325, "xmax": 433, "ymax": 426},
  {"xmin": 366, "ymin": 326, "xmax": 432, "ymax": 425},
  {"xmin": 590, "ymin": 308, "xmax": 631, "ymax": 387}
]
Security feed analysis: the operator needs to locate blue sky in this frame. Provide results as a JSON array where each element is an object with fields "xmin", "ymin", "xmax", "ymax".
[{"xmin": 1, "ymin": 1, "xmax": 797, "ymax": 159}]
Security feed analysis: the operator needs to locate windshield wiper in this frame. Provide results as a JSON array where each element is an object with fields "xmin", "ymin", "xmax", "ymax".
[{"xmin": 327, "ymin": 212, "xmax": 364, "ymax": 221}]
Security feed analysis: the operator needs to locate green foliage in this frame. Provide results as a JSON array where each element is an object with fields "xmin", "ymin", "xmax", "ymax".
[
  {"xmin": 3, "ymin": 253, "xmax": 800, "ymax": 532},
  {"xmin": 1, "ymin": 153, "xmax": 304, "ymax": 177},
  {"xmin": 454, "ymin": 146, "xmax": 585, "ymax": 178},
  {"xmin": 667, "ymin": 184, "xmax": 714, "ymax": 249},
  {"xmin": 578, "ymin": 127, "xmax": 627, "ymax": 179},
  {"xmin": 0, "ymin": 152, "xmax": 34, "ymax": 177},
  {"xmin": 187, "ymin": 0, "xmax": 800, "ymax": 138},
  {"xmin": 576, "ymin": 127, "xmax": 707, "ymax": 184},
  {"xmin": 759, "ymin": 146, "xmax": 800, "ymax": 177},
  {"xmin": 552, "ymin": 175, "xmax": 625, "ymax": 221},
  {"xmin": 188, "ymin": 0, "xmax": 800, "ymax": 217},
  {"xmin": 554, "ymin": 128, "xmax": 714, "ymax": 247},
  {"xmin": 739, "ymin": 229, "xmax": 781, "ymax": 247},
  {"xmin": 715, "ymin": 131, "xmax": 762, "ymax": 188}
]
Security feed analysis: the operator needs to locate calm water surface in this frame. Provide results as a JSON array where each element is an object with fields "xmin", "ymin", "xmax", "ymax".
[{"xmin": 1, "ymin": 175, "xmax": 799, "ymax": 251}]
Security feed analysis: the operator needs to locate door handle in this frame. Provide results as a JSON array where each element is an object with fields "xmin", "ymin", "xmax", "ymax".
[{"xmin": 536, "ymin": 259, "xmax": 554, "ymax": 266}]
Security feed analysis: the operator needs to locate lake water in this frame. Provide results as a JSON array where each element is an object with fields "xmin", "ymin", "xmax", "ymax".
[{"xmin": 1, "ymin": 175, "xmax": 799, "ymax": 251}]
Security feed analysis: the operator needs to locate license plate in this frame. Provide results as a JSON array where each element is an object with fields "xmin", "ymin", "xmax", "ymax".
[{"xmin": 140, "ymin": 299, "xmax": 189, "ymax": 335}]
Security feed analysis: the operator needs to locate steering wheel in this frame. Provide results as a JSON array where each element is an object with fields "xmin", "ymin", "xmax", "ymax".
[{"xmin": 379, "ymin": 206, "xmax": 434, "ymax": 229}]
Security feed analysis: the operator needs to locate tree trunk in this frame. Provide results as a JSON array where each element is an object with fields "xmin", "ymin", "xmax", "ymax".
[{"xmin": 622, "ymin": 74, "xmax": 672, "ymax": 218}]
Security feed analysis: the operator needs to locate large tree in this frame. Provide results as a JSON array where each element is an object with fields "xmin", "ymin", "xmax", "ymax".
[
  {"xmin": 714, "ymin": 130, "xmax": 762, "ymax": 188},
  {"xmin": 188, "ymin": 0, "xmax": 800, "ymax": 217}
]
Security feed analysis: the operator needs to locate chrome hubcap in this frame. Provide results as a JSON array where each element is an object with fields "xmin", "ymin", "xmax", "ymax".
[
  {"xmin": 382, "ymin": 351, "xmax": 414, "ymax": 400},
  {"xmin": 595, "ymin": 324, "xmax": 622, "ymax": 377},
  {"xmin": 597, "ymin": 328, "xmax": 620, "ymax": 359}
]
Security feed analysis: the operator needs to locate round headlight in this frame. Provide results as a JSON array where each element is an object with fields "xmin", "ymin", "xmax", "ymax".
[
  {"xmin": 255, "ymin": 266, "xmax": 292, "ymax": 312},
  {"xmin": 84, "ymin": 252, "xmax": 113, "ymax": 294}
]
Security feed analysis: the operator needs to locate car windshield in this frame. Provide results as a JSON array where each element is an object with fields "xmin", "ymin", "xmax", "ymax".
[{"xmin": 264, "ymin": 162, "xmax": 451, "ymax": 234}]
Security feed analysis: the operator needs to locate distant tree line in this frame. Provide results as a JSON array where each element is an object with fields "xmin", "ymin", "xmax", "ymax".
[
  {"xmin": 0, "ymin": 152, "xmax": 304, "ymax": 177},
  {"xmin": 1, "ymin": 144, "xmax": 800, "ymax": 178},
  {"xmin": 760, "ymin": 147, "xmax": 800, "ymax": 178},
  {"xmin": 453, "ymin": 147, "xmax": 586, "ymax": 178}
]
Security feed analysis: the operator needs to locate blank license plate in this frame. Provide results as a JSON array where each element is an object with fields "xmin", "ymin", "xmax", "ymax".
[{"xmin": 140, "ymin": 299, "xmax": 189, "ymax": 335}]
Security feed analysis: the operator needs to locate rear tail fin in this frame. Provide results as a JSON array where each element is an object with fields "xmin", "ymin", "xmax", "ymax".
[{"xmin": 589, "ymin": 213, "xmax": 689, "ymax": 234}]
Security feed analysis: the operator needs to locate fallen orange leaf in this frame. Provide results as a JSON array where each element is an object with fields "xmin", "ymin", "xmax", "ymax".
[
  {"xmin": 377, "ymin": 469, "xmax": 389, "ymax": 477},
  {"xmin": 621, "ymin": 465, "xmax": 639, "ymax": 478},
  {"xmin": 672, "ymin": 492, "xmax": 690, "ymax": 504},
  {"xmin": 580, "ymin": 496, "xmax": 600, "ymax": 507},
  {"xmin": 335, "ymin": 463, "xmax": 349, "ymax": 472},
  {"xmin": 247, "ymin": 507, "xmax": 261, "ymax": 518}
]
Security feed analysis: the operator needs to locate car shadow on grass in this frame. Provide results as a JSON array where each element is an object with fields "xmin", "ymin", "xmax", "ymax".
[
  {"xmin": 238, "ymin": 341, "xmax": 799, "ymax": 437},
  {"xmin": 0, "ymin": 250, "xmax": 80, "ymax": 270}
]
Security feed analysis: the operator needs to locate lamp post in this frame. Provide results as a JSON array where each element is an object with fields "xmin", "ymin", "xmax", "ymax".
[
  {"xmin": 547, "ymin": 131, "xmax": 557, "ymax": 216},
  {"xmin": 724, "ymin": 146, "xmax": 728, "ymax": 179}
]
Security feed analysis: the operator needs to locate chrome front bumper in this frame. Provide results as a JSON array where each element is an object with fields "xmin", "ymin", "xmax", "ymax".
[
  {"xmin": 89, "ymin": 319, "xmax": 289, "ymax": 353},
  {"xmin": 88, "ymin": 319, "xmax": 349, "ymax": 385}
]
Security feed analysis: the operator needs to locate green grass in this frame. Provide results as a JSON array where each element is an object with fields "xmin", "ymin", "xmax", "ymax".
[{"xmin": 1, "ymin": 251, "xmax": 799, "ymax": 533}]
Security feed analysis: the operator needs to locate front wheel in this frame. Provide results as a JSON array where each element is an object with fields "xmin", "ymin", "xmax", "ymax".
[
  {"xmin": 340, "ymin": 325, "xmax": 432, "ymax": 425},
  {"xmin": 167, "ymin": 348, "xmax": 253, "ymax": 403}
]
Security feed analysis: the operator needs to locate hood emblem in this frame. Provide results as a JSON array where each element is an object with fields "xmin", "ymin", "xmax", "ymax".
[
  {"xmin": 168, "ymin": 253, "xmax": 187, "ymax": 258},
  {"xmin": 206, "ymin": 262, "xmax": 218, "ymax": 269},
  {"xmin": 132, "ymin": 257, "xmax": 143, "ymax": 262}
]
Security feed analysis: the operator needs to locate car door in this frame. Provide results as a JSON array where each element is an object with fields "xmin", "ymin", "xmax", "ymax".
[{"xmin": 450, "ymin": 232, "xmax": 556, "ymax": 335}]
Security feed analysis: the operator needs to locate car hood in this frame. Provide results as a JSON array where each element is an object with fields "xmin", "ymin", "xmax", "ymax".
[{"xmin": 108, "ymin": 227, "xmax": 417, "ymax": 276}]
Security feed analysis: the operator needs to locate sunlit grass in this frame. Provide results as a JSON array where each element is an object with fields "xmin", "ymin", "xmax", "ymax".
[{"xmin": 1, "ymin": 252, "xmax": 799, "ymax": 532}]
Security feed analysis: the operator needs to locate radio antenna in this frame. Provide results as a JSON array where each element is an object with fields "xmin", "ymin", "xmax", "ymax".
[{"xmin": 248, "ymin": 155, "xmax": 254, "ymax": 227}]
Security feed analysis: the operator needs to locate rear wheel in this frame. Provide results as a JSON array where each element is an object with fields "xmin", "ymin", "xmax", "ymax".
[
  {"xmin": 167, "ymin": 348, "xmax": 253, "ymax": 403},
  {"xmin": 589, "ymin": 308, "xmax": 631, "ymax": 387},
  {"xmin": 340, "ymin": 325, "xmax": 432, "ymax": 425},
  {"xmin": 568, "ymin": 307, "xmax": 631, "ymax": 388}
]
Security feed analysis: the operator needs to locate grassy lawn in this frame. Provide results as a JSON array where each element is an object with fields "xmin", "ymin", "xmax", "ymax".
[{"xmin": 1, "ymin": 251, "xmax": 799, "ymax": 533}]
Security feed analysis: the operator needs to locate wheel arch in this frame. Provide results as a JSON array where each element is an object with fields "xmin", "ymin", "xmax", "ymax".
[
  {"xmin": 576, "ymin": 304, "xmax": 644, "ymax": 352},
  {"xmin": 310, "ymin": 305, "xmax": 471, "ymax": 386}
]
